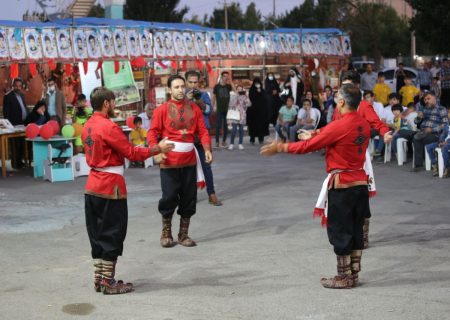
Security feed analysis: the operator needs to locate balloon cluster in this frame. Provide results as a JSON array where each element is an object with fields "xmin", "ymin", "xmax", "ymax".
[{"xmin": 25, "ymin": 121, "xmax": 84, "ymax": 140}]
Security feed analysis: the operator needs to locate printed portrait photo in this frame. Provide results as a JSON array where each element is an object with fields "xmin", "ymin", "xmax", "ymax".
[
  {"xmin": 183, "ymin": 32, "xmax": 196, "ymax": 57},
  {"xmin": 163, "ymin": 32, "xmax": 174, "ymax": 57},
  {"xmin": 173, "ymin": 31, "xmax": 186, "ymax": 57},
  {"xmin": 0, "ymin": 28, "xmax": 9, "ymax": 59},
  {"xmin": 207, "ymin": 32, "xmax": 219, "ymax": 56},
  {"xmin": 56, "ymin": 29, "xmax": 72, "ymax": 59},
  {"xmin": 113, "ymin": 28, "xmax": 127, "ymax": 57},
  {"xmin": 194, "ymin": 33, "xmax": 207, "ymax": 57},
  {"xmin": 238, "ymin": 33, "xmax": 247, "ymax": 56},
  {"xmin": 245, "ymin": 33, "xmax": 255, "ymax": 56},
  {"xmin": 7, "ymin": 28, "xmax": 26, "ymax": 61},
  {"xmin": 73, "ymin": 29, "xmax": 88, "ymax": 60},
  {"xmin": 218, "ymin": 32, "xmax": 229, "ymax": 56},
  {"xmin": 86, "ymin": 29, "xmax": 101, "ymax": 59},
  {"xmin": 140, "ymin": 29, "xmax": 153, "ymax": 57},
  {"xmin": 99, "ymin": 28, "xmax": 115, "ymax": 58},
  {"xmin": 154, "ymin": 32, "xmax": 166, "ymax": 58},
  {"xmin": 41, "ymin": 29, "xmax": 58, "ymax": 59},
  {"xmin": 127, "ymin": 29, "xmax": 141, "ymax": 57}
]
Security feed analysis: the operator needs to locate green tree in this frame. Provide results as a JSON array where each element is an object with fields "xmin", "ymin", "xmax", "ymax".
[
  {"xmin": 406, "ymin": 0, "xmax": 450, "ymax": 54},
  {"xmin": 277, "ymin": 0, "xmax": 317, "ymax": 28},
  {"xmin": 124, "ymin": 0, "xmax": 189, "ymax": 22},
  {"xmin": 88, "ymin": 4, "xmax": 105, "ymax": 18},
  {"xmin": 207, "ymin": 2, "xmax": 244, "ymax": 29},
  {"xmin": 242, "ymin": 3, "xmax": 263, "ymax": 30}
]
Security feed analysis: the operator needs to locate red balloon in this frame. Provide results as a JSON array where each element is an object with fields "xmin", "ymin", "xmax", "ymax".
[
  {"xmin": 131, "ymin": 57, "xmax": 146, "ymax": 69},
  {"xmin": 47, "ymin": 120, "xmax": 60, "ymax": 135},
  {"xmin": 126, "ymin": 116, "xmax": 135, "ymax": 129},
  {"xmin": 40, "ymin": 124, "xmax": 54, "ymax": 140},
  {"xmin": 25, "ymin": 123, "xmax": 40, "ymax": 139}
]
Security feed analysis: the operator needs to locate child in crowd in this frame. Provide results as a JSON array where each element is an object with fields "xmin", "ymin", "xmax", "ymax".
[
  {"xmin": 430, "ymin": 77, "xmax": 441, "ymax": 100},
  {"xmin": 275, "ymin": 95, "xmax": 298, "ymax": 142},
  {"xmin": 73, "ymin": 94, "xmax": 92, "ymax": 154},
  {"xmin": 399, "ymin": 76, "xmax": 420, "ymax": 107},
  {"xmin": 228, "ymin": 85, "xmax": 251, "ymax": 150},
  {"xmin": 373, "ymin": 72, "xmax": 392, "ymax": 106},
  {"xmin": 130, "ymin": 116, "xmax": 147, "ymax": 167},
  {"xmin": 426, "ymin": 108, "xmax": 450, "ymax": 178}
]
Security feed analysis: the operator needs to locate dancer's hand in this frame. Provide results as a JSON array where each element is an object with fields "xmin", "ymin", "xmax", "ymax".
[
  {"xmin": 153, "ymin": 153, "xmax": 166, "ymax": 164},
  {"xmin": 383, "ymin": 131, "xmax": 393, "ymax": 144},
  {"xmin": 205, "ymin": 150, "xmax": 213, "ymax": 164},
  {"xmin": 297, "ymin": 129, "xmax": 313, "ymax": 141},
  {"xmin": 158, "ymin": 138, "xmax": 175, "ymax": 153},
  {"xmin": 260, "ymin": 141, "xmax": 285, "ymax": 156}
]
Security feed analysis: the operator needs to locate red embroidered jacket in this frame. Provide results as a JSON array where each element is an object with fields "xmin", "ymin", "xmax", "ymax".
[
  {"xmin": 82, "ymin": 112, "xmax": 160, "ymax": 199},
  {"xmin": 147, "ymin": 99, "xmax": 211, "ymax": 168},
  {"xmin": 288, "ymin": 112, "xmax": 370, "ymax": 187},
  {"xmin": 333, "ymin": 100, "xmax": 390, "ymax": 136}
]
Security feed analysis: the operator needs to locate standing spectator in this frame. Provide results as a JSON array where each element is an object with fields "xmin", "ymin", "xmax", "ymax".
[
  {"xmin": 265, "ymin": 73, "xmax": 282, "ymax": 126},
  {"xmin": 212, "ymin": 71, "xmax": 233, "ymax": 148},
  {"xmin": 73, "ymin": 94, "xmax": 92, "ymax": 154},
  {"xmin": 275, "ymin": 96, "xmax": 298, "ymax": 142},
  {"xmin": 438, "ymin": 58, "xmax": 450, "ymax": 108},
  {"xmin": 3, "ymin": 78, "xmax": 28, "ymax": 169},
  {"xmin": 430, "ymin": 61, "xmax": 441, "ymax": 78},
  {"xmin": 248, "ymin": 78, "xmax": 269, "ymax": 145},
  {"xmin": 44, "ymin": 77, "xmax": 67, "ymax": 127},
  {"xmin": 138, "ymin": 103, "xmax": 156, "ymax": 130},
  {"xmin": 283, "ymin": 67, "xmax": 304, "ymax": 105},
  {"xmin": 395, "ymin": 63, "xmax": 406, "ymax": 93},
  {"xmin": 289, "ymin": 98, "xmax": 318, "ymax": 142},
  {"xmin": 411, "ymin": 92, "xmax": 448, "ymax": 171},
  {"xmin": 228, "ymin": 85, "xmax": 251, "ymax": 150},
  {"xmin": 373, "ymin": 72, "xmax": 391, "ymax": 106},
  {"xmin": 426, "ymin": 109, "xmax": 450, "ymax": 178},
  {"xmin": 360, "ymin": 64, "xmax": 377, "ymax": 92},
  {"xmin": 399, "ymin": 76, "xmax": 420, "ymax": 107},
  {"xmin": 326, "ymin": 91, "xmax": 338, "ymax": 123},
  {"xmin": 417, "ymin": 64, "xmax": 433, "ymax": 91},
  {"xmin": 430, "ymin": 77, "xmax": 441, "ymax": 100},
  {"xmin": 25, "ymin": 100, "xmax": 50, "ymax": 126}
]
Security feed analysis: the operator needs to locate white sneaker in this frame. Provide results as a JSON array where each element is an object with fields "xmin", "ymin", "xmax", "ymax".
[
  {"xmin": 228, "ymin": 144, "xmax": 234, "ymax": 150},
  {"xmin": 238, "ymin": 144, "xmax": 244, "ymax": 150}
]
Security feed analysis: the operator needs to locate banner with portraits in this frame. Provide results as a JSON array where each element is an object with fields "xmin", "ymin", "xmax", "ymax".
[{"xmin": 0, "ymin": 22, "xmax": 351, "ymax": 62}]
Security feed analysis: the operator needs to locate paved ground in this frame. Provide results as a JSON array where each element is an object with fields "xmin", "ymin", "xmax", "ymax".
[{"xmin": 1, "ymin": 139, "xmax": 450, "ymax": 320}]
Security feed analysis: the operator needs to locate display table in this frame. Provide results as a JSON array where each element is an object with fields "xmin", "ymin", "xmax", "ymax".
[
  {"xmin": 0, "ymin": 130, "xmax": 29, "ymax": 178},
  {"xmin": 27, "ymin": 136, "xmax": 75, "ymax": 180}
]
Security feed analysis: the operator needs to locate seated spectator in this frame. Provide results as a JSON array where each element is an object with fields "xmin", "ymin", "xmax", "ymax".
[
  {"xmin": 138, "ymin": 103, "xmax": 155, "ymax": 130},
  {"xmin": 25, "ymin": 100, "xmax": 50, "ymax": 126},
  {"xmin": 412, "ymin": 92, "xmax": 448, "ymax": 171},
  {"xmin": 364, "ymin": 90, "xmax": 384, "ymax": 120},
  {"xmin": 426, "ymin": 108, "xmax": 450, "ymax": 178},
  {"xmin": 275, "ymin": 96, "xmax": 297, "ymax": 142},
  {"xmin": 72, "ymin": 94, "xmax": 92, "ymax": 154},
  {"xmin": 289, "ymin": 99, "xmax": 318, "ymax": 142},
  {"xmin": 392, "ymin": 103, "xmax": 419, "ymax": 154},
  {"xmin": 399, "ymin": 76, "xmax": 420, "ymax": 107}
]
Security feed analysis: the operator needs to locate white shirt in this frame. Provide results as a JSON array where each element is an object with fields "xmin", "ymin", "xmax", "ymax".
[
  {"xmin": 297, "ymin": 107, "xmax": 319, "ymax": 125},
  {"xmin": 405, "ymin": 111, "xmax": 418, "ymax": 131},
  {"xmin": 372, "ymin": 101, "xmax": 385, "ymax": 120},
  {"xmin": 383, "ymin": 105, "xmax": 394, "ymax": 124},
  {"xmin": 138, "ymin": 112, "xmax": 151, "ymax": 130}
]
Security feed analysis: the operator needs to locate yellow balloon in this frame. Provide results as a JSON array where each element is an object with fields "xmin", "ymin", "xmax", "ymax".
[{"xmin": 73, "ymin": 122, "xmax": 83, "ymax": 137}]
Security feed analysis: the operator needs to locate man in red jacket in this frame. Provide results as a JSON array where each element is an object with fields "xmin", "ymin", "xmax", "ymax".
[
  {"xmin": 261, "ymin": 84, "xmax": 370, "ymax": 288},
  {"xmin": 148, "ymin": 75, "xmax": 212, "ymax": 248},
  {"xmin": 82, "ymin": 87, "xmax": 173, "ymax": 294}
]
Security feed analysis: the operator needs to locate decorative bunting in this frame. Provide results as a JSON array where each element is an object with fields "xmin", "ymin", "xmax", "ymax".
[
  {"xmin": 181, "ymin": 60, "xmax": 187, "ymax": 72},
  {"xmin": 29, "ymin": 63, "xmax": 37, "ymax": 77},
  {"xmin": 83, "ymin": 61, "xmax": 88, "ymax": 74},
  {"xmin": 170, "ymin": 60, "xmax": 177, "ymax": 69},
  {"xmin": 10, "ymin": 63, "xmax": 19, "ymax": 79},
  {"xmin": 96, "ymin": 60, "xmax": 103, "ymax": 71},
  {"xmin": 114, "ymin": 60, "xmax": 120, "ymax": 74},
  {"xmin": 48, "ymin": 59, "xmax": 56, "ymax": 71},
  {"xmin": 195, "ymin": 60, "xmax": 203, "ymax": 70}
]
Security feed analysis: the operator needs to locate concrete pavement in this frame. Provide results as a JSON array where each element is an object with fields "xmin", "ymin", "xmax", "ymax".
[{"xmin": 1, "ymin": 142, "xmax": 449, "ymax": 319}]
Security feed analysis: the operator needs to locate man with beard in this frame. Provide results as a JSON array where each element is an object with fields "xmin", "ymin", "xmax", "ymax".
[
  {"xmin": 82, "ymin": 87, "xmax": 174, "ymax": 294},
  {"xmin": 148, "ymin": 75, "xmax": 212, "ymax": 248}
]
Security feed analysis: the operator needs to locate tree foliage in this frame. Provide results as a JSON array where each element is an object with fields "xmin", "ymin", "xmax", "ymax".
[
  {"xmin": 88, "ymin": 4, "xmax": 105, "ymax": 18},
  {"xmin": 406, "ymin": 0, "xmax": 450, "ymax": 54},
  {"xmin": 124, "ymin": 0, "xmax": 188, "ymax": 23}
]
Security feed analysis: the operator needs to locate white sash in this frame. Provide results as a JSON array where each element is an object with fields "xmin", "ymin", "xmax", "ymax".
[
  {"xmin": 93, "ymin": 165, "xmax": 124, "ymax": 176},
  {"xmin": 166, "ymin": 140, "xmax": 206, "ymax": 189}
]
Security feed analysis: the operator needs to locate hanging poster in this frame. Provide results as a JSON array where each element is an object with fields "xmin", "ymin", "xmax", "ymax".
[
  {"xmin": 99, "ymin": 28, "xmax": 115, "ymax": 58},
  {"xmin": 218, "ymin": 32, "xmax": 229, "ymax": 56},
  {"xmin": 102, "ymin": 60, "xmax": 140, "ymax": 107},
  {"xmin": 307, "ymin": 35, "xmax": 318, "ymax": 55},
  {"xmin": 113, "ymin": 28, "xmax": 127, "ymax": 58},
  {"xmin": 126, "ymin": 28, "xmax": 141, "ymax": 58},
  {"xmin": 7, "ymin": 28, "xmax": 26, "ymax": 61},
  {"xmin": 328, "ymin": 37, "xmax": 336, "ymax": 56},
  {"xmin": 245, "ymin": 33, "xmax": 255, "ymax": 56},
  {"xmin": 86, "ymin": 29, "xmax": 102, "ymax": 60},
  {"xmin": 342, "ymin": 35, "xmax": 351, "ymax": 55},
  {"xmin": 333, "ymin": 37, "xmax": 343, "ymax": 56},
  {"xmin": 0, "ymin": 27, "xmax": 9, "ymax": 61},
  {"xmin": 24, "ymin": 28, "xmax": 43, "ymax": 60},
  {"xmin": 154, "ymin": 32, "xmax": 166, "ymax": 58},
  {"xmin": 301, "ymin": 35, "xmax": 310, "ymax": 56},
  {"xmin": 56, "ymin": 28, "xmax": 72, "ymax": 60},
  {"xmin": 41, "ymin": 29, "xmax": 58, "ymax": 59},
  {"xmin": 139, "ymin": 28, "xmax": 153, "ymax": 57},
  {"xmin": 290, "ymin": 34, "xmax": 301, "ymax": 54},
  {"xmin": 237, "ymin": 33, "xmax": 247, "ymax": 56},
  {"xmin": 173, "ymin": 31, "xmax": 186, "ymax": 57},
  {"xmin": 73, "ymin": 29, "xmax": 88, "ymax": 60},
  {"xmin": 264, "ymin": 34, "xmax": 274, "ymax": 55},
  {"xmin": 207, "ymin": 32, "xmax": 219, "ymax": 56},
  {"xmin": 227, "ymin": 32, "xmax": 238, "ymax": 56},
  {"xmin": 194, "ymin": 32, "xmax": 207, "ymax": 57},
  {"xmin": 163, "ymin": 32, "xmax": 174, "ymax": 57},
  {"xmin": 280, "ymin": 34, "xmax": 290, "ymax": 54},
  {"xmin": 183, "ymin": 32, "xmax": 196, "ymax": 57},
  {"xmin": 254, "ymin": 33, "xmax": 264, "ymax": 56},
  {"xmin": 272, "ymin": 34, "xmax": 282, "ymax": 54}
]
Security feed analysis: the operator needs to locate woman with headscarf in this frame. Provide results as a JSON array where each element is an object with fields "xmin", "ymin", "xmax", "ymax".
[
  {"xmin": 264, "ymin": 73, "xmax": 282, "ymax": 126},
  {"xmin": 248, "ymin": 78, "xmax": 269, "ymax": 144},
  {"xmin": 283, "ymin": 67, "xmax": 304, "ymax": 105},
  {"xmin": 25, "ymin": 100, "xmax": 50, "ymax": 125}
]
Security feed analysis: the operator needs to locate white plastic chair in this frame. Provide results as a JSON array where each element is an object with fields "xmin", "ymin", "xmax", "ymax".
[
  {"xmin": 312, "ymin": 108, "xmax": 321, "ymax": 130},
  {"xmin": 425, "ymin": 146, "xmax": 431, "ymax": 171},
  {"xmin": 73, "ymin": 153, "xmax": 90, "ymax": 177},
  {"xmin": 396, "ymin": 138, "xmax": 408, "ymax": 166},
  {"xmin": 384, "ymin": 142, "xmax": 392, "ymax": 163}
]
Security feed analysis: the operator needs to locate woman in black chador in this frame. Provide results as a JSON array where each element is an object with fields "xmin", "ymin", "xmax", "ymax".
[
  {"xmin": 265, "ymin": 73, "xmax": 282, "ymax": 126},
  {"xmin": 247, "ymin": 78, "xmax": 269, "ymax": 144}
]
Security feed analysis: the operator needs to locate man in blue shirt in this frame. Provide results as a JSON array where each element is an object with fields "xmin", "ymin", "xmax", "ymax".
[{"xmin": 44, "ymin": 77, "xmax": 66, "ymax": 127}]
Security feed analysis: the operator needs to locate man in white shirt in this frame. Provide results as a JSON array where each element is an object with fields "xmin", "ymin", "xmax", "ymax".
[
  {"xmin": 363, "ymin": 91, "xmax": 384, "ymax": 119},
  {"xmin": 289, "ymin": 99, "xmax": 318, "ymax": 142},
  {"xmin": 138, "ymin": 103, "xmax": 156, "ymax": 130}
]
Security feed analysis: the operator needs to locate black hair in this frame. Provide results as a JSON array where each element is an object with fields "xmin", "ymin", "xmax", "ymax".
[
  {"xmin": 285, "ymin": 95, "xmax": 294, "ymax": 102},
  {"xmin": 13, "ymin": 78, "xmax": 23, "ymax": 85},
  {"xmin": 221, "ymin": 71, "xmax": 229, "ymax": 76},
  {"xmin": 391, "ymin": 104, "xmax": 403, "ymax": 113},
  {"xmin": 388, "ymin": 93, "xmax": 399, "ymax": 100},
  {"xmin": 47, "ymin": 77, "xmax": 57, "ymax": 83},
  {"xmin": 133, "ymin": 116, "xmax": 142, "ymax": 125},
  {"xmin": 77, "ymin": 94, "xmax": 86, "ymax": 101},
  {"xmin": 377, "ymin": 71, "xmax": 385, "ymax": 77},
  {"xmin": 44, "ymin": 36, "xmax": 51, "ymax": 42},
  {"xmin": 59, "ymin": 33, "xmax": 66, "ymax": 40},
  {"xmin": 103, "ymin": 34, "xmax": 109, "ymax": 41},
  {"xmin": 185, "ymin": 70, "xmax": 200, "ymax": 80},
  {"xmin": 35, "ymin": 99, "xmax": 47, "ymax": 109},
  {"xmin": 130, "ymin": 36, "xmax": 135, "ymax": 41},
  {"xmin": 88, "ymin": 35, "xmax": 95, "ymax": 42},
  {"xmin": 407, "ymin": 102, "xmax": 416, "ymax": 109},
  {"xmin": 0, "ymin": 33, "xmax": 4, "ymax": 40},
  {"xmin": 341, "ymin": 70, "xmax": 356, "ymax": 82},
  {"xmin": 115, "ymin": 34, "xmax": 121, "ymax": 40},
  {"xmin": 302, "ymin": 98, "xmax": 312, "ymax": 105},
  {"xmin": 363, "ymin": 90, "xmax": 374, "ymax": 98},
  {"xmin": 339, "ymin": 84, "xmax": 361, "ymax": 110},
  {"xmin": 167, "ymin": 74, "xmax": 185, "ymax": 88}
]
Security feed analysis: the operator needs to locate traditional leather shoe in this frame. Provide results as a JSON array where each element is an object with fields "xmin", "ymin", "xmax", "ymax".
[
  {"xmin": 320, "ymin": 255, "xmax": 354, "ymax": 289},
  {"xmin": 100, "ymin": 260, "xmax": 133, "ymax": 295},
  {"xmin": 208, "ymin": 194, "xmax": 223, "ymax": 206},
  {"xmin": 178, "ymin": 217, "xmax": 197, "ymax": 247},
  {"xmin": 160, "ymin": 215, "xmax": 174, "ymax": 248},
  {"xmin": 432, "ymin": 165, "xmax": 439, "ymax": 176}
]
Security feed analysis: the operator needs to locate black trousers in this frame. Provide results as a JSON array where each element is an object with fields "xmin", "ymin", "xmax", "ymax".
[
  {"xmin": 85, "ymin": 194, "xmax": 128, "ymax": 262},
  {"xmin": 441, "ymin": 88, "xmax": 450, "ymax": 109},
  {"xmin": 413, "ymin": 132, "xmax": 439, "ymax": 167},
  {"xmin": 159, "ymin": 166, "xmax": 197, "ymax": 218},
  {"xmin": 327, "ymin": 186, "xmax": 369, "ymax": 256}
]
